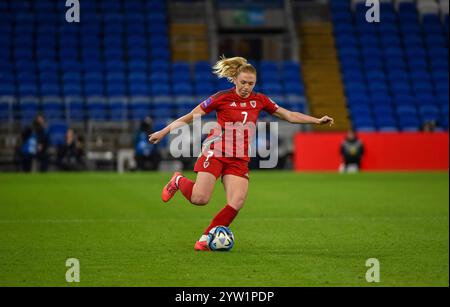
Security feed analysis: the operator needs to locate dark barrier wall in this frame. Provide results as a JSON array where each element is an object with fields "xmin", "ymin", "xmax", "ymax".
[{"xmin": 294, "ymin": 132, "xmax": 449, "ymax": 171}]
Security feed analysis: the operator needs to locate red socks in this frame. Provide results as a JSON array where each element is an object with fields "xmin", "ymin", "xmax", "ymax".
[
  {"xmin": 203, "ymin": 205, "xmax": 238, "ymax": 235},
  {"xmin": 177, "ymin": 176, "xmax": 195, "ymax": 202},
  {"xmin": 176, "ymin": 177, "xmax": 239, "ymax": 234}
]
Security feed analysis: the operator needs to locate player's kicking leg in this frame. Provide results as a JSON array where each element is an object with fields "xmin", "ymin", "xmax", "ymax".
[
  {"xmin": 161, "ymin": 170, "xmax": 217, "ymax": 204},
  {"xmin": 194, "ymin": 174, "xmax": 248, "ymax": 251}
]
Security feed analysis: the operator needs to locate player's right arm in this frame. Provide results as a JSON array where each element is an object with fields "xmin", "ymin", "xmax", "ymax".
[{"xmin": 148, "ymin": 105, "xmax": 206, "ymax": 144}]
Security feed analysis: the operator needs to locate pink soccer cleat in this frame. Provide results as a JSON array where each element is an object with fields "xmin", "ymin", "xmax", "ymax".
[
  {"xmin": 161, "ymin": 172, "xmax": 182, "ymax": 203},
  {"xmin": 194, "ymin": 241, "xmax": 211, "ymax": 251}
]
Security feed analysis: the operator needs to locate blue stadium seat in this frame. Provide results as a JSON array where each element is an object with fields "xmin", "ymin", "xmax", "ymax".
[
  {"xmin": 128, "ymin": 60, "xmax": 148, "ymax": 74},
  {"xmin": 109, "ymin": 97, "xmax": 128, "ymax": 121},
  {"xmin": 391, "ymin": 82, "xmax": 412, "ymax": 95},
  {"xmin": 216, "ymin": 78, "xmax": 232, "ymax": 91},
  {"xmin": 419, "ymin": 105, "xmax": 440, "ymax": 122},
  {"xmin": 394, "ymin": 94, "xmax": 416, "ymax": 107},
  {"xmin": 195, "ymin": 82, "xmax": 215, "ymax": 96},
  {"xmin": 0, "ymin": 97, "xmax": 13, "ymax": 122},
  {"xmin": 283, "ymin": 81, "xmax": 304, "ymax": 95},
  {"xmin": 106, "ymin": 83, "xmax": 127, "ymax": 96},
  {"xmin": 398, "ymin": 115, "xmax": 420, "ymax": 131},
  {"xmin": 375, "ymin": 116, "xmax": 398, "ymax": 132},
  {"xmin": 261, "ymin": 82, "xmax": 282, "ymax": 96},
  {"xmin": 129, "ymin": 97, "xmax": 152, "ymax": 121},
  {"xmin": 86, "ymin": 97, "xmax": 108, "ymax": 121},
  {"xmin": 152, "ymin": 83, "xmax": 171, "ymax": 96},
  {"xmin": 19, "ymin": 97, "xmax": 40, "ymax": 121},
  {"xmin": 194, "ymin": 61, "xmax": 212, "ymax": 73},
  {"xmin": 129, "ymin": 83, "xmax": 150, "ymax": 96},
  {"xmin": 48, "ymin": 122, "xmax": 68, "ymax": 147},
  {"xmin": 352, "ymin": 116, "xmax": 375, "ymax": 132},
  {"xmin": 40, "ymin": 82, "xmax": 61, "ymax": 96}
]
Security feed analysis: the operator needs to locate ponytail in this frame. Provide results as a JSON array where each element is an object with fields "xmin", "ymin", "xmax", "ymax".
[{"xmin": 212, "ymin": 56, "xmax": 257, "ymax": 82}]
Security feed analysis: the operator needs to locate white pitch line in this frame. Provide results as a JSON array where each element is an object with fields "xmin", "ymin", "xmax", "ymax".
[{"xmin": 0, "ymin": 216, "xmax": 447, "ymax": 224}]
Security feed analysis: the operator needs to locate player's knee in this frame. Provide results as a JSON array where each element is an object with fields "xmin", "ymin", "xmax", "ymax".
[{"xmin": 191, "ymin": 193, "xmax": 210, "ymax": 206}]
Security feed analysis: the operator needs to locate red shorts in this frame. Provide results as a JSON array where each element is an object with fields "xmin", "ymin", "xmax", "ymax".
[{"xmin": 194, "ymin": 153, "xmax": 249, "ymax": 180}]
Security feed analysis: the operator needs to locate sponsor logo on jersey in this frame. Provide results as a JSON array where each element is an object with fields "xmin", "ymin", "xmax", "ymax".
[
  {"xmin": 230, "ymin": 102, "xmax": 237, "ymax": 107},
  {"xmin": 250, "ymin": 100, "xmax": 257, "ymax": 108},
  {"xmin": 240, "ymin": 102, "xmax": 247, "ymax": 107},
  {"xmin": 202, "ymin": 97, "xmax": 213, "ymax": 108}
]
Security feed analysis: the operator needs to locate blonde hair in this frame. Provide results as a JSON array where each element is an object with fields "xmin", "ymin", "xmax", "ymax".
[{"xmin": 212, "ymin": 56, "xmax": 257, "ymax": 82}]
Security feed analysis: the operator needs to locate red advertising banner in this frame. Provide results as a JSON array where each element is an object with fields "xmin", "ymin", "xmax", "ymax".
[{"xmin": 294, "ymin": 132, "xmax": 449, "ymax": 171}]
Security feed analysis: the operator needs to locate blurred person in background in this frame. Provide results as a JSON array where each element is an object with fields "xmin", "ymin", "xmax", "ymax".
[
  {"xmin": 19, "ymin": 125, "xmax": 37, "ymax": 172},
  {"xmin": 56, "ymin": 128, "xmax": 85, "ymax": 171},
  {"xmin": 340, "ymin": 130, "xmax": 364, "ymax": 173},
  {"xmin": 33, "ymin": 115, "xmax": 50, "ymax": 172},
  {"xmin": 19, "ymin": 115, "xmax": 49, "ymax": 172},
  {"xmin": 135, "ymin": 116, "xmax": 160, "ymax": 170},
  {"xmin": 421, "ymin": 120, "xmax": 436, "ymax": 132}
]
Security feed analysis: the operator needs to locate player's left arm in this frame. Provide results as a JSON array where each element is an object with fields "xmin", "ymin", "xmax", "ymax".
[{"xmin": 273, "ymin": 106, "xmax": 334, "ymax": 126}]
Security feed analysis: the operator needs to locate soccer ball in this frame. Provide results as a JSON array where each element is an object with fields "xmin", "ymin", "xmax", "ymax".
[{"xmin": 207, "ymin": 226, "xmax": 235, "ymax": 251}]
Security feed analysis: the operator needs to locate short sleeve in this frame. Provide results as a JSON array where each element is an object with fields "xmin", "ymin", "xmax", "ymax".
[
  {"xmin": 199, "ymin": 96, "xmax": 219, "ymax": 114},
  {"xmin": 262, "ymin": 95, "xmax": 280, "ymax": 114}
]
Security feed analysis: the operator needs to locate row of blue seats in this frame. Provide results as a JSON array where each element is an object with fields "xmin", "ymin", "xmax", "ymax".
[
  {"xmin": 0, "ymin": 49, "xmax": 172, "ymax": 61},
  {"xmin": 344, "ymin": 81, "xmax": 448, "ymax": 96},
  {"xmin": 1, "ymin": 60, "xmax": 303, "ymax": 72},
  {"xmin": 336, "ymin": 35, "xmax": 448, "ymax": 48},
  {"xmin": 2, "ymin": 71, "xmax": 305, "ymax": 87},
  {"xmin": 353, "ymin": 112, "xmax": 449, "ymax": 130},
  {"xmin": 339, "ymin": 56, "xmax": 448, "ymax": 71},
  {"xmin": 347, "ymin": 92, "xmax": 448, "ymax": 106},
  {"xmin": 333, "ymin": 11, "xmax": 449, "ymax": 28},
  {"xmin": 0, "ymin": 0, "xmax": 166, "ymax": 11},
  {"xmin": 1, "ymin": 33, "xmax": 170, "ymax": 44},
  {"xmin": 332, "ymin": 1, "xmax": 449, "ymax": 131},
  {"xmin": 1, "ymin": 60, "xmax": 303, "ymax": 75},
  {"xmin": 352, "ymin": 116, "xmax": 449, "ymax": 132},
  {"xmin": 333, "ymin": 18, "xmax": 448, "ymax": 33},
  {"xmin": 0, "ymin": 58, "xmax": 300, "ymax": 75},
  {"xmin": 331, "ymin": 0, "xmax": 443, "ymax": 16},
  {"xmin": 350, "ymin": 112, "xmax": 448, "ymax": 129},
  {"xmin": 331, "ymin": 1, "xmax": 449, "ymax": 32},
  {"xmin": 0, "ymin": 80, "xmax": 306, "ymax": 96},
  {"xmin": 0, "ymin": 95, "xmax": 307, "ymax": 123},
  {"xmin": 1, "ymin": 13, "xmax": 168, "ymax": 25},
  {"xmin": 342, "ymin": 68, "xmax": 447, "ymax": 82},
  {"xmin": 350, "ymin": 104, "xmax": 448, "ymax": 116}
]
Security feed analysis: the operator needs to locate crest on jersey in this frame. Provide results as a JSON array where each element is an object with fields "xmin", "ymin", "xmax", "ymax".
[
  {"xmin": 203, "ymin": 162, "xmax": 210, "ymax": 168},
  {"xmin": 250, "ymin": 100, "xmax": 257, "ymax": 108}
]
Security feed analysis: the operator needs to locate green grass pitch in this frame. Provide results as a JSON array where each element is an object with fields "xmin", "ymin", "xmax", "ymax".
[{"xmin": 0, "ymin": 171, "xmax": 448, "ymax": 286}]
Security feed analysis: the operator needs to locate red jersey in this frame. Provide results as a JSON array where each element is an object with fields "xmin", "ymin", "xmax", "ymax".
[{"xmin": 199, "ymin": 87, "xmax": 279, "ymax": 161}]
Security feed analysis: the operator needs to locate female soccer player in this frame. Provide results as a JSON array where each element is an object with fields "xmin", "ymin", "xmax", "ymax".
[{"xmin": 148, "ymin": 57, "xmax": 334, "ymax": 251}]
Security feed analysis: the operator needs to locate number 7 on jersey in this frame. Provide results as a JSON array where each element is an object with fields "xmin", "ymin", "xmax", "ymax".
[{"xmin": 241, "ymin": 111, "xmax": 248, "ymax": 124}]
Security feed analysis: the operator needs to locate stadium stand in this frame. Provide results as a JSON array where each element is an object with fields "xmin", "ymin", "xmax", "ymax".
[
  {"xmin": 331, "ymin": 0, "xmax": 449, "ymax": 131},
  {"xmin": 0, "ymin": 0, "xmax": 306, "ymax": 125}
]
